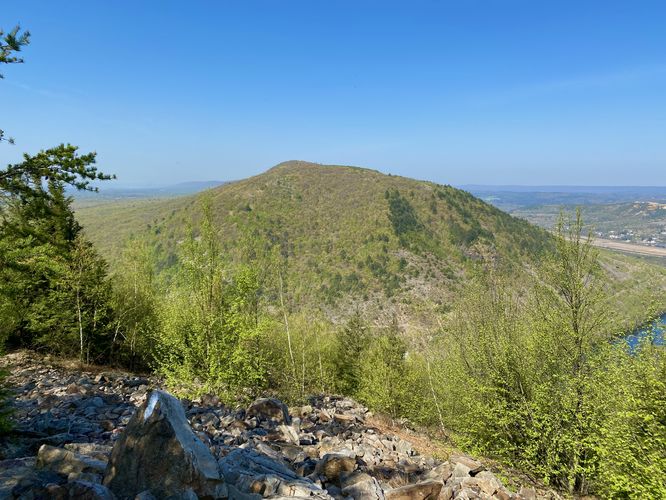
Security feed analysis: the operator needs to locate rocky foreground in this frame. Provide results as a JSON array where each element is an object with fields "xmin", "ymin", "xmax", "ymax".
[{"xmin": 0, "ymin": 352, "xmax": 559, "ymax": 500}]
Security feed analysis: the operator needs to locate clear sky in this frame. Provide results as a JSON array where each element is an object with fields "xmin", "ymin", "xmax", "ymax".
[{"xmin": 2, "ymin": 1, "xmax": 666, "ymax": 186}]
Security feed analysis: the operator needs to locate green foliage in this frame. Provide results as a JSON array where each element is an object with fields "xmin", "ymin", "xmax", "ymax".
[
  {"xmin": 356, "ymin": 321, "xmax": 409, "ymax": 417},
  {"xmin": 154, "ymin": 198, "xmax": 269, "ymax": 401},
  {"xmin": 110, "ymin": 239, "xmax": 159, "ymax": 370},
  {"xmin": 594, "ymin": 333, "xmax": 666, "ymax": 498},
  {"xmin": 1, "ymin": 24, "xmax": 30, "ymax": 144},
  {"xmin": 0, "ymin": 147, "xmax": 115, "ymax": 362},
  {"xmin": 334, "ymin": 311, "xmax": 370, "ymax": 395},
  {"xmin": 75, "ymin": 161, "xmax": 552, "ymax": 326},
  {"xmin": 262, "ymin": 312, "xmax": 340, "ymax": 403},
  {"xmin": 386, "ymin": 188, "xmax": 423, "ymax": 238},
  {"xmin": 0, "ymin": 25, "xmax": 30, "ymax": 73},
  {"xmin": 0, "ymin": 144, "xmax": 114, "ymax": 195},
  {"xmin": 426, "ymin": 211, "xmax": 666, "ymax": 496}
]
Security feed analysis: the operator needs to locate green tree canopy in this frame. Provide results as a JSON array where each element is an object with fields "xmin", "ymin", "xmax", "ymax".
[
  {"xmin": 0, "ymin": 144, "xmax": 115, "ymax": 201},
  {"xmin": 1, "ymin": 25, "xmax": 30, "ymax": 144}
]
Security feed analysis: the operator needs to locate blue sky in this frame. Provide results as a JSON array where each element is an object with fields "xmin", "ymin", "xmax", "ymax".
[{"xmin": 2, "ymin": 1, "xmax": 666, "ymax": 186}]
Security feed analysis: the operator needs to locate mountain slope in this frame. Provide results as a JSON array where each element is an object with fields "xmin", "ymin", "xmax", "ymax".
[{"xmin": 75, "ymin": 161, "xmax": 664, "ymax": 329}]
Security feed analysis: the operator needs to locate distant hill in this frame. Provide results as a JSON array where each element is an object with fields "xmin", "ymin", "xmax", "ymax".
[
  {"xmin": 510, "ymin": 200, "xmax": 666, "ymax": 249},
  {"xmin": 72, "ymin": 181, "xmax": 228, "ymax": 207},
  {"xmin": 464, "ymin": 185, "xmax": 666, "ymax": 210},
  {"xmin": 75, "ymin": 161, "xmax": 666, "ymax": 329}
]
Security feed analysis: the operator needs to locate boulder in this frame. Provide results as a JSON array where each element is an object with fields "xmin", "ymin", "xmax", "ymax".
[
  {"xmin": 246, "ymin": 398, "xmax": 290, "ymax": 424},
  {"xmin": 0, "ymin": 457, "xmax": 65, "ymax": 499},
  {"xmin": 460, "ymin": 475, "xmax": 501, "ymax": 496},
  {"xmin": 449, "ymin": 454, "xmax": 484, "ymax": 475},
  {"xmin": 315, "ymin": 453, "xmax": 357, "ymax": 484},
  {"xmin": 219, "ymin": 447, "xmax": 331, "ymax": 498},
  {"xmin": 103, "ymin": 390, "xmax": 224, "ymax": 499},
  {"xmin": 384, "ymin": 480, "xmax": 443, "ymax": 500},
  {"xmin": 36, "ymin": 444, "xmax": 107, "ymax": 476},
  {"xmin": 67, "ymin": 480, "xmax": 117, "ymax": 499},
  {"xmin": 340, "ymin": 471, "xmax": 385, "ymax": 499},
  {"xmin": 64, "ymin": 442, "xmax": 113, "ymax": 462},
  {"xmin": 422, "ymin": 462, "xmax": 452, "ymax": 482}
]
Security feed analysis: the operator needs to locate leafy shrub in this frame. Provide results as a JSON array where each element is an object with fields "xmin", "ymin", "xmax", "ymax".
[
  {"xmin": 154, "ymin": 200, "xmax": 269, "ymax": 402},
  {"xmin": 356, "ymin": 329, "xmax": 408, "ymax": 418}
]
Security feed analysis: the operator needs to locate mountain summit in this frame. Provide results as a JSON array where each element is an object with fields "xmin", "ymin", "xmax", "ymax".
[{"xmin": 76, "ymin": 161, "xmax": 549, "ymax": 327}]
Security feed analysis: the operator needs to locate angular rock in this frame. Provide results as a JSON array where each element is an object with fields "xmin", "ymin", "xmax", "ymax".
[
  {"xmin": 384, "ymin": 480, "xmax": 443, "ymax": 500},
  {"xmin": 340, "ymin": 471, "xmax": 385, "ymax": 499},
  {"xmin": 473, "ymin": 471, "xmax": 502, "ymax": 495},
  {"xmin": 219, "ymin": 447, "xmax": 330, "ymax": 498},
  {"xmin": 67, "ymin": 480, "xmax": 117, "ymax": 499},
  {"xmin": 519, "ymin": 486, "xmax": 538, "ymax": 500},
  {"xmin": 422, "ymin": 462, "xmax": 452, "ymax": 482},
  {"xmin": 103, "ymin": 390, "xmax": 224, "ymax": 499},
  {"xmin": 64, "ymin": 442, "xmax": 113, "ymax": 462},
  {"xmin": 461, "ymin": 475, "xmax": 500, "ymax": 496},
  {"xmin": 246, "ymin": 398, "xmax": 290, "ymax": 424},
  {"xmin": 452, "ymin": 462, "xmax": 472, "ymax": 478},
  {"xmin": 315, "ymin": 453, "xmax": 356, "ymax": 484},
  {"xmin": 37, "ymin": 444, "xmax": 107, "ymax": 476},
  {"xmin": 449, "ymin": 454, "xmax": 484, "ymax": 475},
  {"xmin": 0, "ymin": 457, "xmax": 64, "ymax": 499}
]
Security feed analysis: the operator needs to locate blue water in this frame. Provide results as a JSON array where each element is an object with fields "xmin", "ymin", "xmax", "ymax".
[{"xmin": 624, "ymin": 312, "xmax": 666, "ymax": 350}]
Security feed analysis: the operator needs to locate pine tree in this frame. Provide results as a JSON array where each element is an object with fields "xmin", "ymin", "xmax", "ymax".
[
  {"xmin": 334, "ymin": 310, "xmax": 370, "ymax": 395},
  {"xmin": 1, "ymin": 25, "xmax": 30, "ymax": 144},
  {"xmin": 0, "ymin": 146, "xmax": 115, "ymax": 359}
]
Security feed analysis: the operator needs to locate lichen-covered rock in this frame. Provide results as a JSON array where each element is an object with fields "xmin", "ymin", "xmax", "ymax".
[{"xmin": 103, "ymin": 390, "xmax": 224, "ymax": 499}]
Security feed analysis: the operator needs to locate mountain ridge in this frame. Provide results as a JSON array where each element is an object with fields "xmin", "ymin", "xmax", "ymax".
[{"xmin": 75, "ymin": 161, "xmax": 666, "ymax": 330}]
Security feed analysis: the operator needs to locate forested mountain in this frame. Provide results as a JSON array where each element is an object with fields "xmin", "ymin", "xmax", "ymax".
[
  {"xmin": 77, "ymin": 161, "xmax": 551, "ymax": 326},
  {"xmin": 77, "ymin": 160, "xmax": 666, "ymax": 330}
]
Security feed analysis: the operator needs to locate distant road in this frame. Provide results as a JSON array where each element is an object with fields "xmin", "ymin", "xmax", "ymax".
[{"xmin": 590, "ymin": 238, "xmax": 666, "ymax": 257}]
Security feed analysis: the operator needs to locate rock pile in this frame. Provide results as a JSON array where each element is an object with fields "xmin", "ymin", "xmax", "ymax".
[{"xmin": 0, "ymin": 352, "xmax": 558, "ymax": 499}]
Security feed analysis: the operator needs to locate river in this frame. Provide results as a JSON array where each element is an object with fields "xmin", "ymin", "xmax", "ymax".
[{"xmin": 624, "ymin": 312, "xmax": 666, "ymax": 349}]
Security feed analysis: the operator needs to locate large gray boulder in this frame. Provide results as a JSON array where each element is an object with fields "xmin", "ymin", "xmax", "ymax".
[
  {"xmin": 37, "ymin": 444, "xmax": 107, "ymax": 477},
  {"xmin": 103, "ymin": 390, "xmax": 224, "ymax": 499},
  {"xmin": 384, "ymin": 480, "xmax": 443, "ymax": 500},
  {"xmin": 219, "ymin": 448, "xmax": 332, "ymax": 499},
  {"xmin": 340, "ymin": 471, "xmax": 385, "ymax": 499}
]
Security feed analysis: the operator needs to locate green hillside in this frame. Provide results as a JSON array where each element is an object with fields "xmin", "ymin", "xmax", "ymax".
[{"xmin": 75, "ymin": 161, "xmax": 666, "ymax": 329}]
